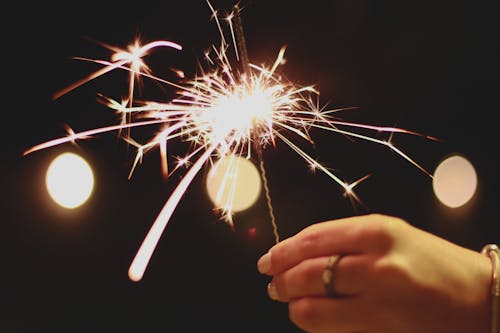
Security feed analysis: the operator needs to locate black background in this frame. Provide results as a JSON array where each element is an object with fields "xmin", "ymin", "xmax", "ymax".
[{"xmin": 2, "ymin": 1, "xmax": 499, "ymax": 332}]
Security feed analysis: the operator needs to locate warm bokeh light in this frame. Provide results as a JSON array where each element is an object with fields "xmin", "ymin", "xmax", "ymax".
[
  {"xmin": 206, "ymin": 155, "xmax": 261, "ymax": 213},
  {"xmin": 432, "ymin": 154, "xmax": 477, "ymax": 208},
  {"xmin": 45, "ymin": 152, "xmax": 94, "ymax": 209}
]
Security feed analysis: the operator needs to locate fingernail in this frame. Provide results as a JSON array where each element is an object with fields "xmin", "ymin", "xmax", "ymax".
[
  {"xmin": 267, "ymin": 282, "xmax": 279, "ymax": 301},
  {"xmin": 257, "ymin": 252, "xmax": 271, "ymax": 274}
]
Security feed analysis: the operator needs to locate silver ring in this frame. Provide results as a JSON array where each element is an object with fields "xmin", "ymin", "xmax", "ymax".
[{"xmin": 322, "ymin": 254, "xmax": 343, "ymax": 297}]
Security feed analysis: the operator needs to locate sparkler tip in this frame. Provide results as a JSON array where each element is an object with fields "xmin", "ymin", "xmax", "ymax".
[{"xmin": 128, "ymin": 268, "xmax": 143, "ymax": 282}]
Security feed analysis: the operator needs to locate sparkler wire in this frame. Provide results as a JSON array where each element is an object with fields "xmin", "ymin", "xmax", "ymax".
[
  {"xmin": 233, "ymin": 3, "xmax": 280, "ymax": 243},
  {"xmin": 257, "ymin": 148, "xmax": 279, "ymax": 243}
]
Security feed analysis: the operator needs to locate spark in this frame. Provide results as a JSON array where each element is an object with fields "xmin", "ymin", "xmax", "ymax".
[{"xmin": 24, "ymin": 1, "xmax": 436, "ymax": 282}]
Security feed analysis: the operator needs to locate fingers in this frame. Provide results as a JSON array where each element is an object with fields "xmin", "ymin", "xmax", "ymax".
[
  {"xmin": 288, "ymin": 296, "xmax": 367, "ymax": 333},
  {"xmin": 258, "ymin": 213, "xmax": 403, "ymax": 276},
  {"xmin": 268, "ymin": 254, "xmax": 373, "ymax": 301},
  {"xmin": 255, "ymin": 214, "xmax": 407, "ymax": 333}
]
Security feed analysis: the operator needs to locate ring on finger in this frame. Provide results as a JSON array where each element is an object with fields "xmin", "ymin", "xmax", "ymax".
[{"xmin": 322, "ymin": 254, "xmax": 344, "ymax": 297}]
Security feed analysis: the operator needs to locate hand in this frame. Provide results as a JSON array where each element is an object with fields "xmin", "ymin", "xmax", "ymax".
[{"xmin": 257, "ymin": 213, "xmax": 491, "ymax": 333}]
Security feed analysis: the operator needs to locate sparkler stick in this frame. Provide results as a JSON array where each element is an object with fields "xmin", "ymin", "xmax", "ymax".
[
  {"xmin": 232, "ymin": 3, "xmax": 280, "ymax": 243},
  {"xmin": 234, "ymin": 5, "xmax": 278, "ymax": 243},
  {"xmin": 232, "ymin": 4, "xmax": 250, "ymax": 73}
]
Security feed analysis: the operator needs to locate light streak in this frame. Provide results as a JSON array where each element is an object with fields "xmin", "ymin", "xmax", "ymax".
[{"xmin": 24, "ymin": 1, "xmax": 437, "ymax": 282}]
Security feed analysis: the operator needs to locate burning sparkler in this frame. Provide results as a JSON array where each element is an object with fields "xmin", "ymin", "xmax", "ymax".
[{"xmin": 24, "ymin": 1, "xmax": 437, "ymax": 282}]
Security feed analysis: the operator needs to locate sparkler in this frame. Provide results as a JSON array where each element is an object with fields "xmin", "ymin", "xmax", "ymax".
[{"xmin": 24, "ymin": 1, "xmax": 437, "ymax": 282}]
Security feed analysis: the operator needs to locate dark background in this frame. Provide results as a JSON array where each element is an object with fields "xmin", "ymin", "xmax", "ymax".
[{"xmin": 2, "ymin": 1, "xmax": 499, "ymax": 332}]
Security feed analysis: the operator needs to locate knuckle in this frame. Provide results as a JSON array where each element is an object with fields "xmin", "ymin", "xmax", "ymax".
[
  {"xmin": 289, "ymin": 298, "xmax": 319, "ymax": 331},
  {"xmin": 359, "ymin": 214, "xmax": 406, "ymax": 252},
  {"xmin": 297, "ymin": 229, "xmax": 322, "ymax": 254},
  {"xmin": 298, "ymin": 260, "xmax": 319, "ymax": 287},
  {"xmin": 370, "ymin": 254, "xmax": 407, "ymax": 282},
  {"xmin": 272, "ymin": 274, "xmax": 287, "ymax": 299}
]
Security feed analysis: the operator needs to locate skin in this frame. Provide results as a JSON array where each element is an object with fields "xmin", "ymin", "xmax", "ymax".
[{"xmin": 257, "ymin": 213, "xmax": 492, "ymax": 333}]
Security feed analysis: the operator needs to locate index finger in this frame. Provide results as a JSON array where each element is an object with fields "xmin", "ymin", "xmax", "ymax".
[{"xmin": 257, "ymin": 213, "xmax": 402, "ymax": 275}]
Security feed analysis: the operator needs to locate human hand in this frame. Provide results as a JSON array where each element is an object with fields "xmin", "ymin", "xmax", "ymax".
[{"xmin": 257, "ymin": 213, "xmax": 491, "ymax": 333}]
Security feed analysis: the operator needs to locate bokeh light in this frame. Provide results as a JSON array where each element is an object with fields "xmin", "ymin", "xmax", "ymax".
[
  {"xmin": 432, "ymin": 154, "xmax": 477, "ymax": 208},
  {"xmin": 45, "ymin": 152, "xmax": 94, "ymax": 209},
  {"xmin": 206, "ymin": 155, "xmax": 261, "ymax": 212}
]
